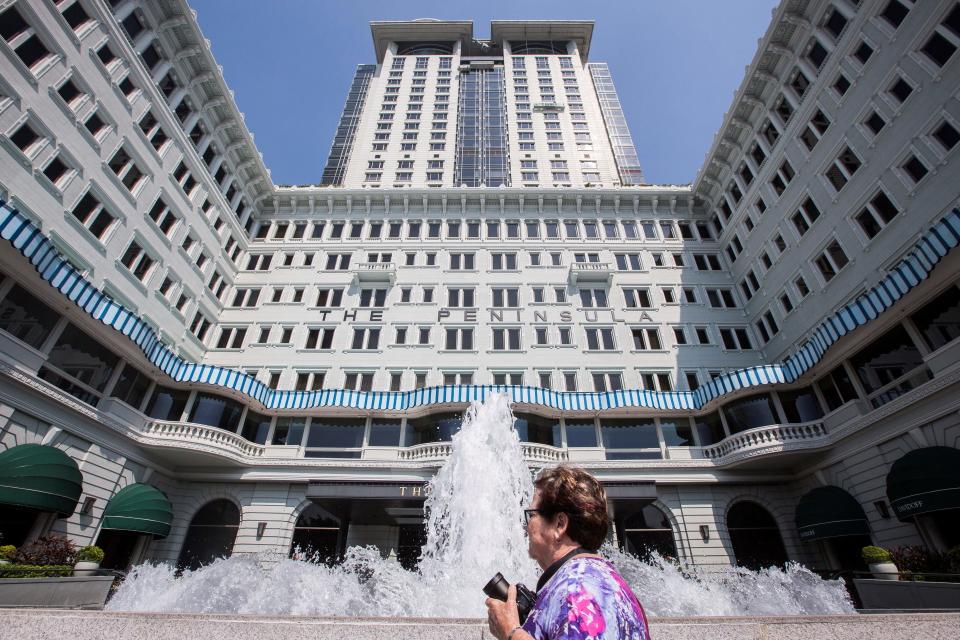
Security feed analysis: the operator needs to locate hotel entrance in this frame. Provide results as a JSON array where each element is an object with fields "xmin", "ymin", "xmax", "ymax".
[{"xmin": 303, "ymin": 480, "xmax": 429, "ymax": 566}]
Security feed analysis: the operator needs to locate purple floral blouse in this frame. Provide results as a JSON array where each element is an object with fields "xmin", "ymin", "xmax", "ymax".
[{"xmin": 522, "ymin": 556, "xmax": 650, "ymax": 640}]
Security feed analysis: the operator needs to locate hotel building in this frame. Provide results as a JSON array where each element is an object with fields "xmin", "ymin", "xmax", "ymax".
[{"xmin": 0, "ymin": 0, "xmax": 959, "ymax": 574}]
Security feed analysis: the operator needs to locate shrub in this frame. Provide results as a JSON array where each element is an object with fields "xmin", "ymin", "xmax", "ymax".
[
  {"xmin": 0, "ymin": 564, "xmax": 73, "ymax": 578},
  {"xmin": 76, "ymin": 545, "xmax": 104, "ymax": 563},
  {"xmin": 862, "ymin": 545, "xmax": 892, "ymax": 564},
  {"xmin": 945, "ymin": 546, "xmax": 960, "ymax": 573},
  {"xmin": 889, "ymin": 545, "xmax": 949, "ymax": 573},
  {"xmin": 12, "ymin": 535, "xmax": 77, "ymax": 566},
  {"xmin": 0, "ymin": 545, "xmax": 16, "ymax": 560}
]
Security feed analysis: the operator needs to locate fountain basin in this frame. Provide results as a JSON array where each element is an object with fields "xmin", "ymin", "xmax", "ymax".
[{"xmin": 2, "ymin": 610, "xmax": 960, "ymax": 640}]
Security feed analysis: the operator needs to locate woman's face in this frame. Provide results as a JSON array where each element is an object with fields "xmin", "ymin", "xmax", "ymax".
[{"xmin": 526, "ymin": 488, "xmax": 555, "ymax": 570}]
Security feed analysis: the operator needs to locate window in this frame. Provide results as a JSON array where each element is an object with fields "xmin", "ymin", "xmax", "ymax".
[
  {"xmin": 901, "ymin": 154, "xmax": 930, "ymax": 184},
  {"xmin": 359, "ymin": 289, "xmax": 387, "ymax": 308},
  {"xmin": 799, "ymin": 110, "xmax": 830, "ymax": 150},
  {"xmin": 932, "ymin": 119, "xmax": 960, "ymax": 152},
  {"xmin": 855, "ymin": 191, "xmax": 899, "ymax": 238},
  {"xmin": 769, "ymin": 159, "xmax": 795, "ymax": 195},
  {"xmin": 864, "ymin": 110, "xmax": 886, "ymax": 136},
  {"xmin": 449, "ymin": 252, "xmax": 475, "ymax": 270},
  {"xmin": 852, "ymin": 40, "xmax": 875, "ymax": 66},
  {"xmin": 824, "ymin": 147, "xmax": 861, "ymax": 191},
  {"xmin": 231, "ymin": 288, "xmax": 260, "ymax": 308},
  {"xmin": 325, "ymin": 253, "xmax": 352, "ymax": 270},
  {"xmin": 444, "ymin": 328, "xmax": 474, "ymax": 350},
  {"xmin": 614, "ymin": 253, "xmax": 642, "ymax": 270},
  {"xmin": 315, "ymin": 288, "xmax": 344, "ymax": 307},
  {"xmin": 919, "ymin": 5, "xmax": 960, "ymax": 67},
  {"xmin": 888, "ymin": 76, "xmax": 914, "ymax": 104},
  {"xmin": 592, "ymin": 372, "xmax": 623, "ymax": 392},
  {"xmin": 343, "ymin": 373, "xmax": 374, "ymax": 392},
  {"xmin": 492, "ymin": 328, "xmax": 522, "ymax": 351},
  {"xmin": 694, "ymin": 326, "xmax": 711, "ymax": 345},
  {"xmin": 70, "ymin": 192, "xmax": 115, "ymax": 240},
  {"xmin": 108, "ymin": 148, "xmax": 145, "ymax": 193},
  {"xmin": 418, "ymin": 327, "xmax": 431, "ymax": 345},
  {"xmin": 719, "ymin": 327, "xmax": 753, "ymax": 350},
  {"xmin": 492, "ymin": 288, "xmax": 520, "ymax": 307},
  {"xmin": 0, "ymin": 6, "xmax": 53, "ymax": 70},
  {"xmin": 706, "ymin": 288, "xmax": 737, "ymax": 308},
  {"xmin": 806, "ymin": 38, "xmax": 828, "ymax": 70},
  {"xmin": 304, "ymin": 327, "xmax": 335, "ymax": 350},
  {"xmin": 350, "ymin": 327, "xmax": 382, "ymax": 350},
  {"xmin": 585, "ymin": 328, "xmax": 616, "ymax": 350},
  {"xmin": 814, "ymin": 240, "xmax": 850, "ymax": 282},
  {"xmin": 447, "ymin": 288, "xmax": 475, "ymax": 307},
  {"xmin": 791, "ymin": 196, "xmax": 821, "ymax": 237},
  {"xmin": 579, "ymin": 289, "xmax": 608, "ymax": 308},
  {"xmin": 833, "ymin": 72, "xmax": 851, "ymax": 97},
  {"xmin": 491, "ymin": 253, "xmax": 518, "ymax": 270},
  {"xmin": 121, "ymin": 241, "xmax": 155, "ymax": 282},
  {"xmin": 879, "ymin": 0, "xmax": 910, "ymax": 29},
  {"xmin": 631, "ymin": 328, "xmax": 662, "ymax": 350},
  {"xmin": 623, "ymin": 287, "xmax": 652, "ymax": 309},
  {"xmin": 216, "ymin": 327, "xmax": 247, "ymax": 349}
]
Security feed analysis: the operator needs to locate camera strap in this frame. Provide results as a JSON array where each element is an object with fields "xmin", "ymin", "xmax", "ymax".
[{"xmin": 536, "ymin": 546, "xmax": 590, "ymax": 592}]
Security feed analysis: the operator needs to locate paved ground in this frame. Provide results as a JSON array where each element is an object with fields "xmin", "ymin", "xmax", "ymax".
[{"xmin": 2, "ymin": 609, "xmax": 960, "ymax": 639}]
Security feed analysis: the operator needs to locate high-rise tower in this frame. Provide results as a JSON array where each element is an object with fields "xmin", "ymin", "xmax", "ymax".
[{"xmin": 321, "ymin": 21, "xmax": 644, "ymax": 189}]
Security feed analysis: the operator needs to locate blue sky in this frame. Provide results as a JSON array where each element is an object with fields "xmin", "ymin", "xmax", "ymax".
[{"xmin": 188, "ymin": 0, "xmax": 779, "ymax": 186}]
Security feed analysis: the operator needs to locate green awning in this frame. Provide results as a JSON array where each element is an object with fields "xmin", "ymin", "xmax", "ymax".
[
  {"xmin": 101, "ymin": 483, "xmax": 173, "ymax": 538},
  {"xmin": 0, "ymin": 444, "xmax": 83, "ymax": 517},
  {"xmin": 795, "ymin": 486, "xmax": 870, "ymax": 541},
  {"xmin": 887, "ymin": 446, "xmax": 960, "ymax": 521}
]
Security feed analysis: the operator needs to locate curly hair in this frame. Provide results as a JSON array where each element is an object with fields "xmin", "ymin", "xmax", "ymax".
[{"xmin": 534, "ymin": 465, "xmax": 609, "ymax": 551}]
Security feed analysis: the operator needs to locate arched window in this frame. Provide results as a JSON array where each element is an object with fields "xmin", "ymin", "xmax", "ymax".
[
  {"xmin": 289, "ymin": 504, "xmax": 340, "ymax": 564},
  {"xmin": 176, "ymin": 499, "xmax": 240, "ymax": 571},
  {"xmin": 727, "ymin": 501, "xmax": 788, "ymax": 570},
  {"xmin": 620, "ymin": 504, "xmax": 677, "ymax": 560}
]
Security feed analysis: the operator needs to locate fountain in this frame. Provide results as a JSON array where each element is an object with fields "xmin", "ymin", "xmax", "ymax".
[{"xmin": 106, "ymin": 393, "xmax": 854, "ymax": 617}]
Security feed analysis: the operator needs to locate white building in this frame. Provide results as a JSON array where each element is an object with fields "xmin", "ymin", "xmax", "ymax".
[{"xmin": 0, "ymin": 0, "xmax": 958, "ymax": 576}]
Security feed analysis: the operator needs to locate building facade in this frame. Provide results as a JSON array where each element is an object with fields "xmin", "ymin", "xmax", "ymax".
[{"xmin": 0, "ymin": 0, "xmax": 959, "ymax": 574}]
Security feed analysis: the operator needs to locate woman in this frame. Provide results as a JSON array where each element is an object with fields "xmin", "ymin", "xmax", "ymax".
[{"xmin": 486, "ymin": 465, "xmax": 650, "ymax": 640}]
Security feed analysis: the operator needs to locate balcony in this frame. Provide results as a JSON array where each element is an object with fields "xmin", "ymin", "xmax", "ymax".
[
  {"xmin": 568, "ymin": 262, "xmax": 612, "ymax": 284},
  {"xmin": 397, "ymin": 441, "xmax": 568, "ymax": 463},
  {"xmin": 701, "ymin": 421, "xmax": 828, "ymax": 463},
  {"xmin": 142, "ymin": 419, "xmax": 266, "ymax": 459},
  {"xmin": 354, "ymin": 261, "xmax": 396, "ymax": 282}
]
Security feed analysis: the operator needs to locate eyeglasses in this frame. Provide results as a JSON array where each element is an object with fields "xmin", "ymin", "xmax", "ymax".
[{"xmin": 523, "ymin": 508, "xmax": 551, "ymax": 526}]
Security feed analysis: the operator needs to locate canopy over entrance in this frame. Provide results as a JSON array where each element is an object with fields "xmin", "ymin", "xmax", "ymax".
[
  {"xmin": 886, "ymin": 446, "xmax": 960, "ymax": 520},
  {"xmin": 101, "ymin": 483, "xmax": 174, "ymax": 538},
  {"xmin": 0, "ymin": 444, "xmax": 82, "ymax": 517},
  {"xmin": 795, "ymin": 486, "xmax": 870, "ymax": 541}
]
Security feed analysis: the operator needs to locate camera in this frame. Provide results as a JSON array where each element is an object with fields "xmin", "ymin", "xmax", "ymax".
[{"xmin": 483, "ymin": 572, "xmax": 537, "ymax": 624}]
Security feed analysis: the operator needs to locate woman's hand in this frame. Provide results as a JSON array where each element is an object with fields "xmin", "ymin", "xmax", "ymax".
[{"xmin": 485, "ymin": 584, "xmax": 522, "ymax": 640}]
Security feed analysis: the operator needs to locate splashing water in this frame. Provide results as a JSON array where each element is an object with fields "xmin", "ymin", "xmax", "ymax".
[{"xmin": 108, "ymin": 393, "xmax": 854, "ymax": 616}]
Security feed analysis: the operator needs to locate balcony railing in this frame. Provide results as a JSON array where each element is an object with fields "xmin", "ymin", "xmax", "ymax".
[
  {"xmin": 354, "ymin": 261, "xmax": 396, "ymax": 282},
  {"xmin": 568, "ymin": 262, "xmax": 612, "ymax": 284},
  {"xmin": 701, "ymin": 421, "xmax": 828, "ymax": 461},
  {"xmin": 398, "ymin": 441, "xmax": 568, "ymax": 463},
  {"xmin": 142, "ymin": 420, "xmax": 266, "ymax": 458}
]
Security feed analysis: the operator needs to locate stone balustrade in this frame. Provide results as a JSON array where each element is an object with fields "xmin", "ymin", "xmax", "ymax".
[
  {"xmin": 142, "ymin": 420, "xmax": 266, "ymax": 458},
  {"xmin": 701, "ymin": 421, "xmax": 828, "ymax": 461},
  {"xmin": 398, "ymin": 441, "xmax": 567, "ymax": 462}
]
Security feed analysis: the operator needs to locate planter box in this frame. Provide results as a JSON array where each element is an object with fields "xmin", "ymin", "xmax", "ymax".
[
  {"xmin": 0, "ymin": 576, "xmax": 114, "ymax": 609},
  {"xmin": 854, "ymin": 578, "xmax": 960, "ymax": 610}
]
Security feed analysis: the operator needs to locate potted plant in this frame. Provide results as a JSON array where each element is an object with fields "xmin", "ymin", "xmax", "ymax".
[
  {"xmin": 862, "ymin": 545, "xmax": 899, "ymax": 581},
  {"xmin": 0, "ymin": 546, "xmax": 14, "ymax": 566},
  {"xmin": 74, "ymin": 545, "xmax": 104, "ymax": 576}
]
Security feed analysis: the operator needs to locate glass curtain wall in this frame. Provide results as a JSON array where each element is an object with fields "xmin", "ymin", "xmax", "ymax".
[
  {"xmin": 588, "ymin": 62, "xmax": 644, "ymax": 185},
  {"xmin": 455, "ymin": 65, "xmax": 509, "ymax": 187},
  {"xmin": 321, "ymin": 64, "xmax": 375, "ymax": 185}
]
